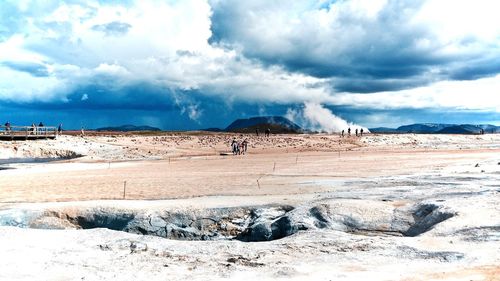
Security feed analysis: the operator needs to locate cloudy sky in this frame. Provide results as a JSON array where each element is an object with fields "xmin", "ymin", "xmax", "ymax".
[{"xmin": 0, "ymin": 0, "xmax": 499, "ymax": 130}]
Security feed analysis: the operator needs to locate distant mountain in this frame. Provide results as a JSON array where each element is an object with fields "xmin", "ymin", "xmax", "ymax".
[
  {"xmin": 369, "ymin": 123, "xmax": 500, "ymax": 134},
  {"xmin": 225, "ymin": 116, "xmax": 302, "ymax": 134},
  {"xmin": 96, "ymin": 124, "xmax": 161, "ymax": 132},
  {"xmin": 368, "ymin": 127, "xmax": 400, "ymax": 133},
  {"xmin": 478, "ymin": 124, "xmax": 500, "ymax": 133},
  {"xmin": 437, "ymin": 124, "xmax": 500, "ymax": 134},
  {"xmin": 396, "ymin": 123, "xmax": 452, "ymax": 133},
  {"xmin": 436, "ymin": 125, "xmax": 480, "ymax": 134}
]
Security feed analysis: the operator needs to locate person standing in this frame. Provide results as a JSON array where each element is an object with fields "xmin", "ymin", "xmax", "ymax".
[
  {"xmin": 57, "ymin": 124, "xmax": 63, "ymax": 135},
  {"xmin": 355, "ymin": 128, "xmax": 358, "ymax": 137},
  {"xmin": 236, "ymin": 140, "xmax": 241, "ymax": 155},
  {"xmin": 347, "ymin": 127, "xmax": 351, "ymax": 136},
  {"xmin": 38, "ymin": 122, "xmax": 44, "ymax": 135},
  {"xmin": 4, "ymin": 121, "xmax": 11, "ymax": 134},
  {"xmin": 341, "ymin": 130, "xmax": 344, "ymax": 137},
  {"xmin": 360, "ymin": 128, "xmax": 364, "ymax": 136}
]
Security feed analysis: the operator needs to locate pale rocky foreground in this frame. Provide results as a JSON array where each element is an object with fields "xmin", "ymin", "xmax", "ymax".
[{"xmin": 0, "ymin": 133, "xmax": 499, "ymax": 280}]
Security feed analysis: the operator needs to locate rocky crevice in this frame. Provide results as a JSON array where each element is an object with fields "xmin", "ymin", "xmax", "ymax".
[{"xmin": 0, "ymin": 201, "xmax": 456, "ymax": 242}]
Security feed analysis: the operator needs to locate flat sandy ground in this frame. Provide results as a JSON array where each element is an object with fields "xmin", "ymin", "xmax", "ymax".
[
  {"xmin": 0, "ymin": 133, "xmax": 498, "ymax": 202},
  {"xmin": 0, "ymin": 133, "xmax": 499, "ymax": 280}
]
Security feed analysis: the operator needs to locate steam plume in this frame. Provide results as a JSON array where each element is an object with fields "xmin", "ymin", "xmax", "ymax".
[{"xmin": 286, "ymin": 102, "xmax": 368, "ymax": 133}]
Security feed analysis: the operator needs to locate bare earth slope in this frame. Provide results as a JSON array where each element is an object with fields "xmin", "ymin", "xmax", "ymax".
[{"xmin": 0, "ymin": 133, "xmax": 499, "ymax": 280}]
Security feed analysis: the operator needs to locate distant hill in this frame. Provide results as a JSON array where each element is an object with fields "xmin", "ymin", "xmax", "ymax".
[
  {"xmin": 225, "ymin": 116, "xmax": 302, "ymax": 134},
  {"xmin": 396, "ymin": 123, "xmax": 455, "ymax": 133},
  {"xmin": 478, "ymin": 124, "xmax": 500, "ymax": 133},
  {"xmin": 369, "ymin": 123, "xmax": 500, "ymax": 134},
  {"xmin": 96, "ymin": 124, "xmax": 161, "ymax": 132},
  {"xmin": 436, "ymin": 125, "xmax": 480, "ymax": 134},
  {"xmin": 369, "ymin": 127, "xmax": 400, "ymax": 133}
]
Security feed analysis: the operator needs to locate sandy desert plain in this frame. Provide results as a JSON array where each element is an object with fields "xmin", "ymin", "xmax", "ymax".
[{"xmin": 0, "ymin": 132, "xmax": 499, "ymax": 280}]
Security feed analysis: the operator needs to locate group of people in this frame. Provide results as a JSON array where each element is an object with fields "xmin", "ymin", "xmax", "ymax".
[
  {"xmin": 2, "ymin": 121, "xmax": 63, "ymax": 135},
  {"xmin": 341, "ymin": 127, "xmax": 364, "ymax": 137},
  {"xmin": 231, "ymin": 138, "xmax": 249, "ymax": 155},
  {"xmin": 30, "ymin": 122, "xmax": 43, "ymax": 135},
  {"xmin": 30, "ymin": 122, "xmax": 63, "ymax": 135}
]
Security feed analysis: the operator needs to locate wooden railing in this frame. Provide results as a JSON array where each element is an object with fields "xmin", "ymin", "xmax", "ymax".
[{"xmin": 0, "ymin": 125, "xmax": 57, "ymax": 137}]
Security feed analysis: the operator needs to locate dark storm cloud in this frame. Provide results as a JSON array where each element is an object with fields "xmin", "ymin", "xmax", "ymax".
[
  {"xmin": 331, "ymin": 77, "xmax": 428, "ymax": 93},
  {"xmin": 209, "ymin": 0, "xmax": 500, "ymax": 93},
  {"xmin": 1, "ymin": 86, "xmax": 300, "ymax": 130},
  {"xmin": 449, "ymin": 56, "xmax": 500, "ymax": 81},
  {"xmin": 55, "ymin": 83, "xmax": 179, "ymax": 111}
]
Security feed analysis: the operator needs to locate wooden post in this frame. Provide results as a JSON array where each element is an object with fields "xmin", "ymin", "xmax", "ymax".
[
  {"xmin": 123, "ymin": 181, "xmax": 127, "ymax": 199},
  {"xmin": 257, "ymin": 175, "xmax": 264, "ymax": 189}
]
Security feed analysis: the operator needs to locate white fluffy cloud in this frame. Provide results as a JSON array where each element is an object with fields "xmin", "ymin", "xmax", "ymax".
[
  {"xmin": 212, "ymin": 0, "xmax": 500, "ymax": 65},
  {"xmin": 211, "ymin": 0, "xmax": 500, "ymax": 95},
  {"xmin": 0, "ymin": 0, "xmax": 332, "ymax": 106}
]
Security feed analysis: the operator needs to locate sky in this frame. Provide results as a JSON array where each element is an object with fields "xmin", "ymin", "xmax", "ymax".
[{"xmin": 0, "ymin": 0, "xmax": 499, "ymax": 131}]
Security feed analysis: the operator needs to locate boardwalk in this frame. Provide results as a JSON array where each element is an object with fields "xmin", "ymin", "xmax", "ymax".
[{"xmin": 0, "ymin": 125, "xmax": 57, "ymax": 140}]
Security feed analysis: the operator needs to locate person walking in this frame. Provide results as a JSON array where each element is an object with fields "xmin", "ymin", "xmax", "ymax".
[
  {"xmin": 265, "ymin": 128, "xmax": 271, "ymax": 137},
  {"xmin": 231, "ymin": 138, "xmax": 238, "ymax": 155},
  {"xmin": 239, "ymin": 141, "xmax": 245, "ymax": 155},
  {"xmin": 57, "ymin": 124, "xmax": 63, "ymax": 135},
  {"xmin": 355, "ymin": 128, "xmax": 358, "ymax": 137},
  {"xmin": 242, "ymin": 139, "xmax": 248, "ymax": 154}
]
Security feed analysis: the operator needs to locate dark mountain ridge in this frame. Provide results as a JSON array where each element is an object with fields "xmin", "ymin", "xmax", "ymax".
[{"xmin": 370, "ymin": 123, "xmax": 499, "ymax": 134}]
